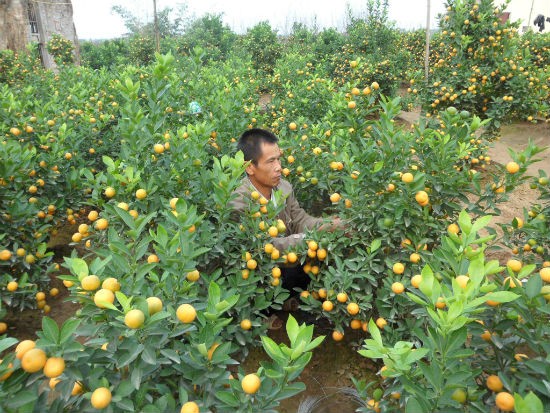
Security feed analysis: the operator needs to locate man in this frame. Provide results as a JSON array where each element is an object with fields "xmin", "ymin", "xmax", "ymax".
[{"xmin": 230, "ymin": 128, "xmax": 344, "ymax": 321}]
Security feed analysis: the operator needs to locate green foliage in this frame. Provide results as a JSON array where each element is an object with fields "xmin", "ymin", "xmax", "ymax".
[
  {"xmin": 46, "ymin": 34, "xmax": 75, "ymax": 66},
  {"xmin": 128, "ymin": 36, "xmax": 156, "ymax": 66},
  {"xmin": 111, "ymin": 4, "xmax": 187, "ymax": 38},
  {"xmin": 312, "ymin": 28, "xmax": 346, "ymax": 62},
  {"xmin": 357, "ymin": 211, "xmax": 548, "ymax": 411},
  {"xmin": 216, "ymin": 315, "xmax": 325, "ymax": 412},
  {"xmin": 1, "ymin": 6, "xmax": 549, "ymax": 406},
  {"xmin": 274, "ymin": 96, "xmax": 542, "ymax": 341},
  {"xmin": 0, "ymin": 44, "xmax": 43, "ymax": 86},
  {"xmin": 329, "ymin": 0, "xmax": 404, "ymax": 96},
  {"xmin": 284, "ymin": 22, "xmax": 318, "ymax": 54},
  {"xmin": 0, "ymin": 50, "xmax": 16, "ymax": 84},
  {"xmin": 242, "ymin": 21, "xmax": 283, "ymax": 75},
  {"xmin": 177, "ymin": 14, "xmax": 237, "ymax": 62},
  {"xmin": 80, "ymin": 39, "xmax": 129, "ymax": 70},
  {"xmin": 417, "ymin": 0, "xmax": 549, "ymax": 134}
]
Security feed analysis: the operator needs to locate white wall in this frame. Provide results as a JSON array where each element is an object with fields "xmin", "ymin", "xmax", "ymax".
[{"xmin": 499, "ymin": 0, "xmax": 550, "ymax": 33}]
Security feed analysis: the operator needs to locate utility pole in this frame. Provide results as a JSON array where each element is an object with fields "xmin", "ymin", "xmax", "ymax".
[
  {"xmin": 153, "ymin": 0, "xmax": 160, "ymax": 52},
  {"xmin": 425, "ymin": 0, "xmax": 431, "ymax": 83},
  {"xmin": 527, "ymin": 0, "xmax": 535, "ymax": 32}
]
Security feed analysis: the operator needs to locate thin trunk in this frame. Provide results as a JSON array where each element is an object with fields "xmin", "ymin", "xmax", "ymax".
[
  {"xmin": 527, "ymin": 0, "xmax": 535, "ymax": 29},
  {"xmin": 153, "ymin": 0, "xmax": 160, "ymax": 53},
  {"xmin": 424, "ymin": 0, "xmax": 431, "ymax": 83}
]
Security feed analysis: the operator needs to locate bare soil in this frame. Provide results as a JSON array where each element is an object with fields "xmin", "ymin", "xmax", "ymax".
[{"xmin": 3, "ymin": 114, "xmax": 548, "ymax": 413}]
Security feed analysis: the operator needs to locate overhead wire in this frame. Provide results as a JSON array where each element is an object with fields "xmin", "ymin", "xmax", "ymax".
[{"xmin": 29, "ymin": 0, "xmax": 74, "ymax": 5}]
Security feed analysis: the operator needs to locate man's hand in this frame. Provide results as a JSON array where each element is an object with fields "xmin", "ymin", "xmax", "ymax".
[{"xmin": 318, "ymin": 216, "xmax": 345, "ymax": 232}]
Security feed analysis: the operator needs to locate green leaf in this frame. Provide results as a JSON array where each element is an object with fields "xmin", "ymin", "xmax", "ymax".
[
  {"xmin": 290, "ymin": 340, "xmax": 306, "ymax": 361},
  {"xmin": 116, "ymin": 398, "xmax": 135, "ymax": 411},
  {"xmin": 141, "ymin": 346, "xmax": 157, "ymax": 365},
  {"xmin": 118, "ymin": 344, "xmax": 144, "ymax": 368},
  {"xmin": 406, "ymin": 292, "xmax": 428, "ymax": 306},
  {"xmin": 264, "ymin": 367, "xmax": 285, "ymax": 379},
  {"xmin": 210, "ymin": 342, "xmax": 231, "ymax": 364},
  {"xmin": 419, "ymin": 265, "xmax": 434, "ymax": 298},
  {"xmin": 67, "ymin": 257, "xmax": 88, "ymax": 280},
  {"xmin": 116, "ymin": 292, "xmax": 132, "ymax": 313},
  {"xmin": 373, "ymin": 161, "xmax": 384, "ymax": 173},
  {"xmin": 286, "ymin": 314, "xmax": 299, "ymax": 346},
  {"xmin": 458, "ymin": 210, "xmax": 472, "ymax": 235},
  {"xmin": 131, "ymin": 364, "xmax": 143, "ymax": 389},
  {"xmin": 0, "ymin": 337, "xmax": 18, "ymax": 353},
  {"xmin": 304, "ymin": 335, "xmax": 325, "ymax": 352},
  {"xmin": 59, "ymin": 318, "xmax": 80, "ymax": 344},
  {"xmin": 468, "ymin": 257, "xmax": 485, "ymax": 287},
  {"xmin": 102, "ymin": 155, "xmax": 115, "ymax": 171},
  {"xmin": 261, "ymin": 335, "xmax": 287, "ymax": 365},
  {"xmin": 148, "ymin": 311, "xmax": 171, "ymax": 324},
  {"xmin": 116, "ymin": 380, "xmax": 135, "ymax": 398},
  {"xmin": 369, "ymin": 238, "xmax": 382, "ymax": 254},
  {"xmin": 419, "ymin": 360, "xmax": 441, "ymax": 391},
  {"xmin": 368, "ymin": 319, "xmax": 382, "ymax": 347},
  {"xmin": 481, "ymin": 291, "xmax": 519, "ymax": 304},
  {"xmin": 470, "ymin": 215, "xmax": 492, "ymax": 234},
  {"xmin": 514, "ymin": 391, "xmax": 544, "ymax": 413},
  {"xmin": 160, "ymin": 349, "xmax": 180, "ymax": 363},
  {"xmin": 526, "ymin": 275, "xmax": 543, "ymax": 299},
  {"xmin": 406, "ymin": 396, "xmax": 428, "ymax": 413},
  {"xmin": 274, "ymin": 382, "xmax": 306, "ymax": 400},
  {"xmin": 216, "ymin": 391, "xmax": 240, "ymax": 407},
  {"xmin": 5, "ymin": 390, "xmax": 37, "ymax": 409},
  {"xmin": 115, "ymin": 207, "xmax": 136, "ymax": 230},
  {"xmin": 485, "ymin": 260, "xmax": 503, "ymax": 275},
  {"xmin": 142, "ymin": 404, "xmax": 161, "ymax": 413},
  {"xmin": 358, "ymin": 349, "xmax": 384, "ymax": 359},
  {"xmin": 89, "ymin": 256, "xmax": 112, "ymax": 275},
  {"xmin": 208, "ymin": 281, "xmax": 221, "ymax": 307},
  {"xmin": 405, "ymin": 347, "xmax": 429, "ymax": 363},
  {"xmin": 41, "ymin": 316, "xmax": 60, "ymax": 344},
  {"xmin": 154, "ymin": 224, "xmax": 169, "ymax": 248},
  {"xmin": 518, "ymin": 264, "xmax": 536, "ymax": 279}
]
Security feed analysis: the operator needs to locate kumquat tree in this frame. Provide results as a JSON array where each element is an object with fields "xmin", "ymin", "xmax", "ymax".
[{"xmin": 1, "ymin": 0, "xmax": 549, "ymax": 412}]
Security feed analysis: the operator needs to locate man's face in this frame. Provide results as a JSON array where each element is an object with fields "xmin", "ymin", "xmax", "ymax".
[{"xmin": 247, "ymin": 141, "xmax": 282, "ymax": 193}]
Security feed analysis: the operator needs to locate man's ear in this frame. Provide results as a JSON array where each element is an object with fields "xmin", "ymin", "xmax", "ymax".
[{"xmin": 245, "ymin": 162, "xmax": 255, "ymax": 176}]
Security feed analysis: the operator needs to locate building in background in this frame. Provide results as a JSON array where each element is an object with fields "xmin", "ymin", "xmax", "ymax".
[{"xmin": 0, "ymin": 0, "xmax": 79, "ymax": 68}]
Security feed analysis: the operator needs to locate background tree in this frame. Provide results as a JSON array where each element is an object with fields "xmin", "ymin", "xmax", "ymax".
[
  {"xmin": 112, "ymin": 4, "xmax": 188, "ymax": 38},
  {"xmin": 0, "ymin": 0, "xmax": 31, "ymax": 52},
  {"xmin": 178, "ymin": 14, "xmax": 237, "ymax": 62},
  {"xmin": 242, "ymin": 21, "xmax": 282, "ymax": 75}
]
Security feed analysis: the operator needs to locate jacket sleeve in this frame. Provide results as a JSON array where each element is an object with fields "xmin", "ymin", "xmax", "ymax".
[
  {"xmin": 228, "ymin": 185, "xmax": 248, "ymax": 221},
  {"xmin": 285, "ymin": 187, "xmax": 325, "ymax": 234}
]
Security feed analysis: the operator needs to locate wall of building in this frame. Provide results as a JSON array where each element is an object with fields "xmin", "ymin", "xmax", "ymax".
[
  {"xmin": 33, "ymin": 0, "xmax": 80, "ymax": 68},
  {"xmin": 0, "ymin": 0, "xmax": 79, "ymax": 68}
]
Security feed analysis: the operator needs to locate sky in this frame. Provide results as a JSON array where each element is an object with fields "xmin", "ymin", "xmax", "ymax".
[{"xmin": 72, "ymin": 0, "xmax": 449, "ymax": 40}]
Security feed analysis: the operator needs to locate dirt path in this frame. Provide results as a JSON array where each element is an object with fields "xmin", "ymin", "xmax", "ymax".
[
  {"xmin": 490, "ymin": 122, "xmax": 550, "ymax": 176},
  {"xmin": 399, "ymin": 109, "xmax": 549, "ymax": 218}
]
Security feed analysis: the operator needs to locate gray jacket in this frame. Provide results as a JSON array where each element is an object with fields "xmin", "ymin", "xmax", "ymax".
[{"xmin": 229, "ymin": 176, "xmax": 325, "ymax": 251}]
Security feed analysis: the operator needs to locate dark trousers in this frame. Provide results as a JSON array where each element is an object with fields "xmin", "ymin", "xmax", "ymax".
[{"xmin": 281, "ymin": 265, "xmax": 310, "ymax": 297}]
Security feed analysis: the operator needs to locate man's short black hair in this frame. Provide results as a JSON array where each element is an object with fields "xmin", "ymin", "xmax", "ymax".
[{"xmin": 237, "ymin": 128, "xmax": 278, "ymax": 165}]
